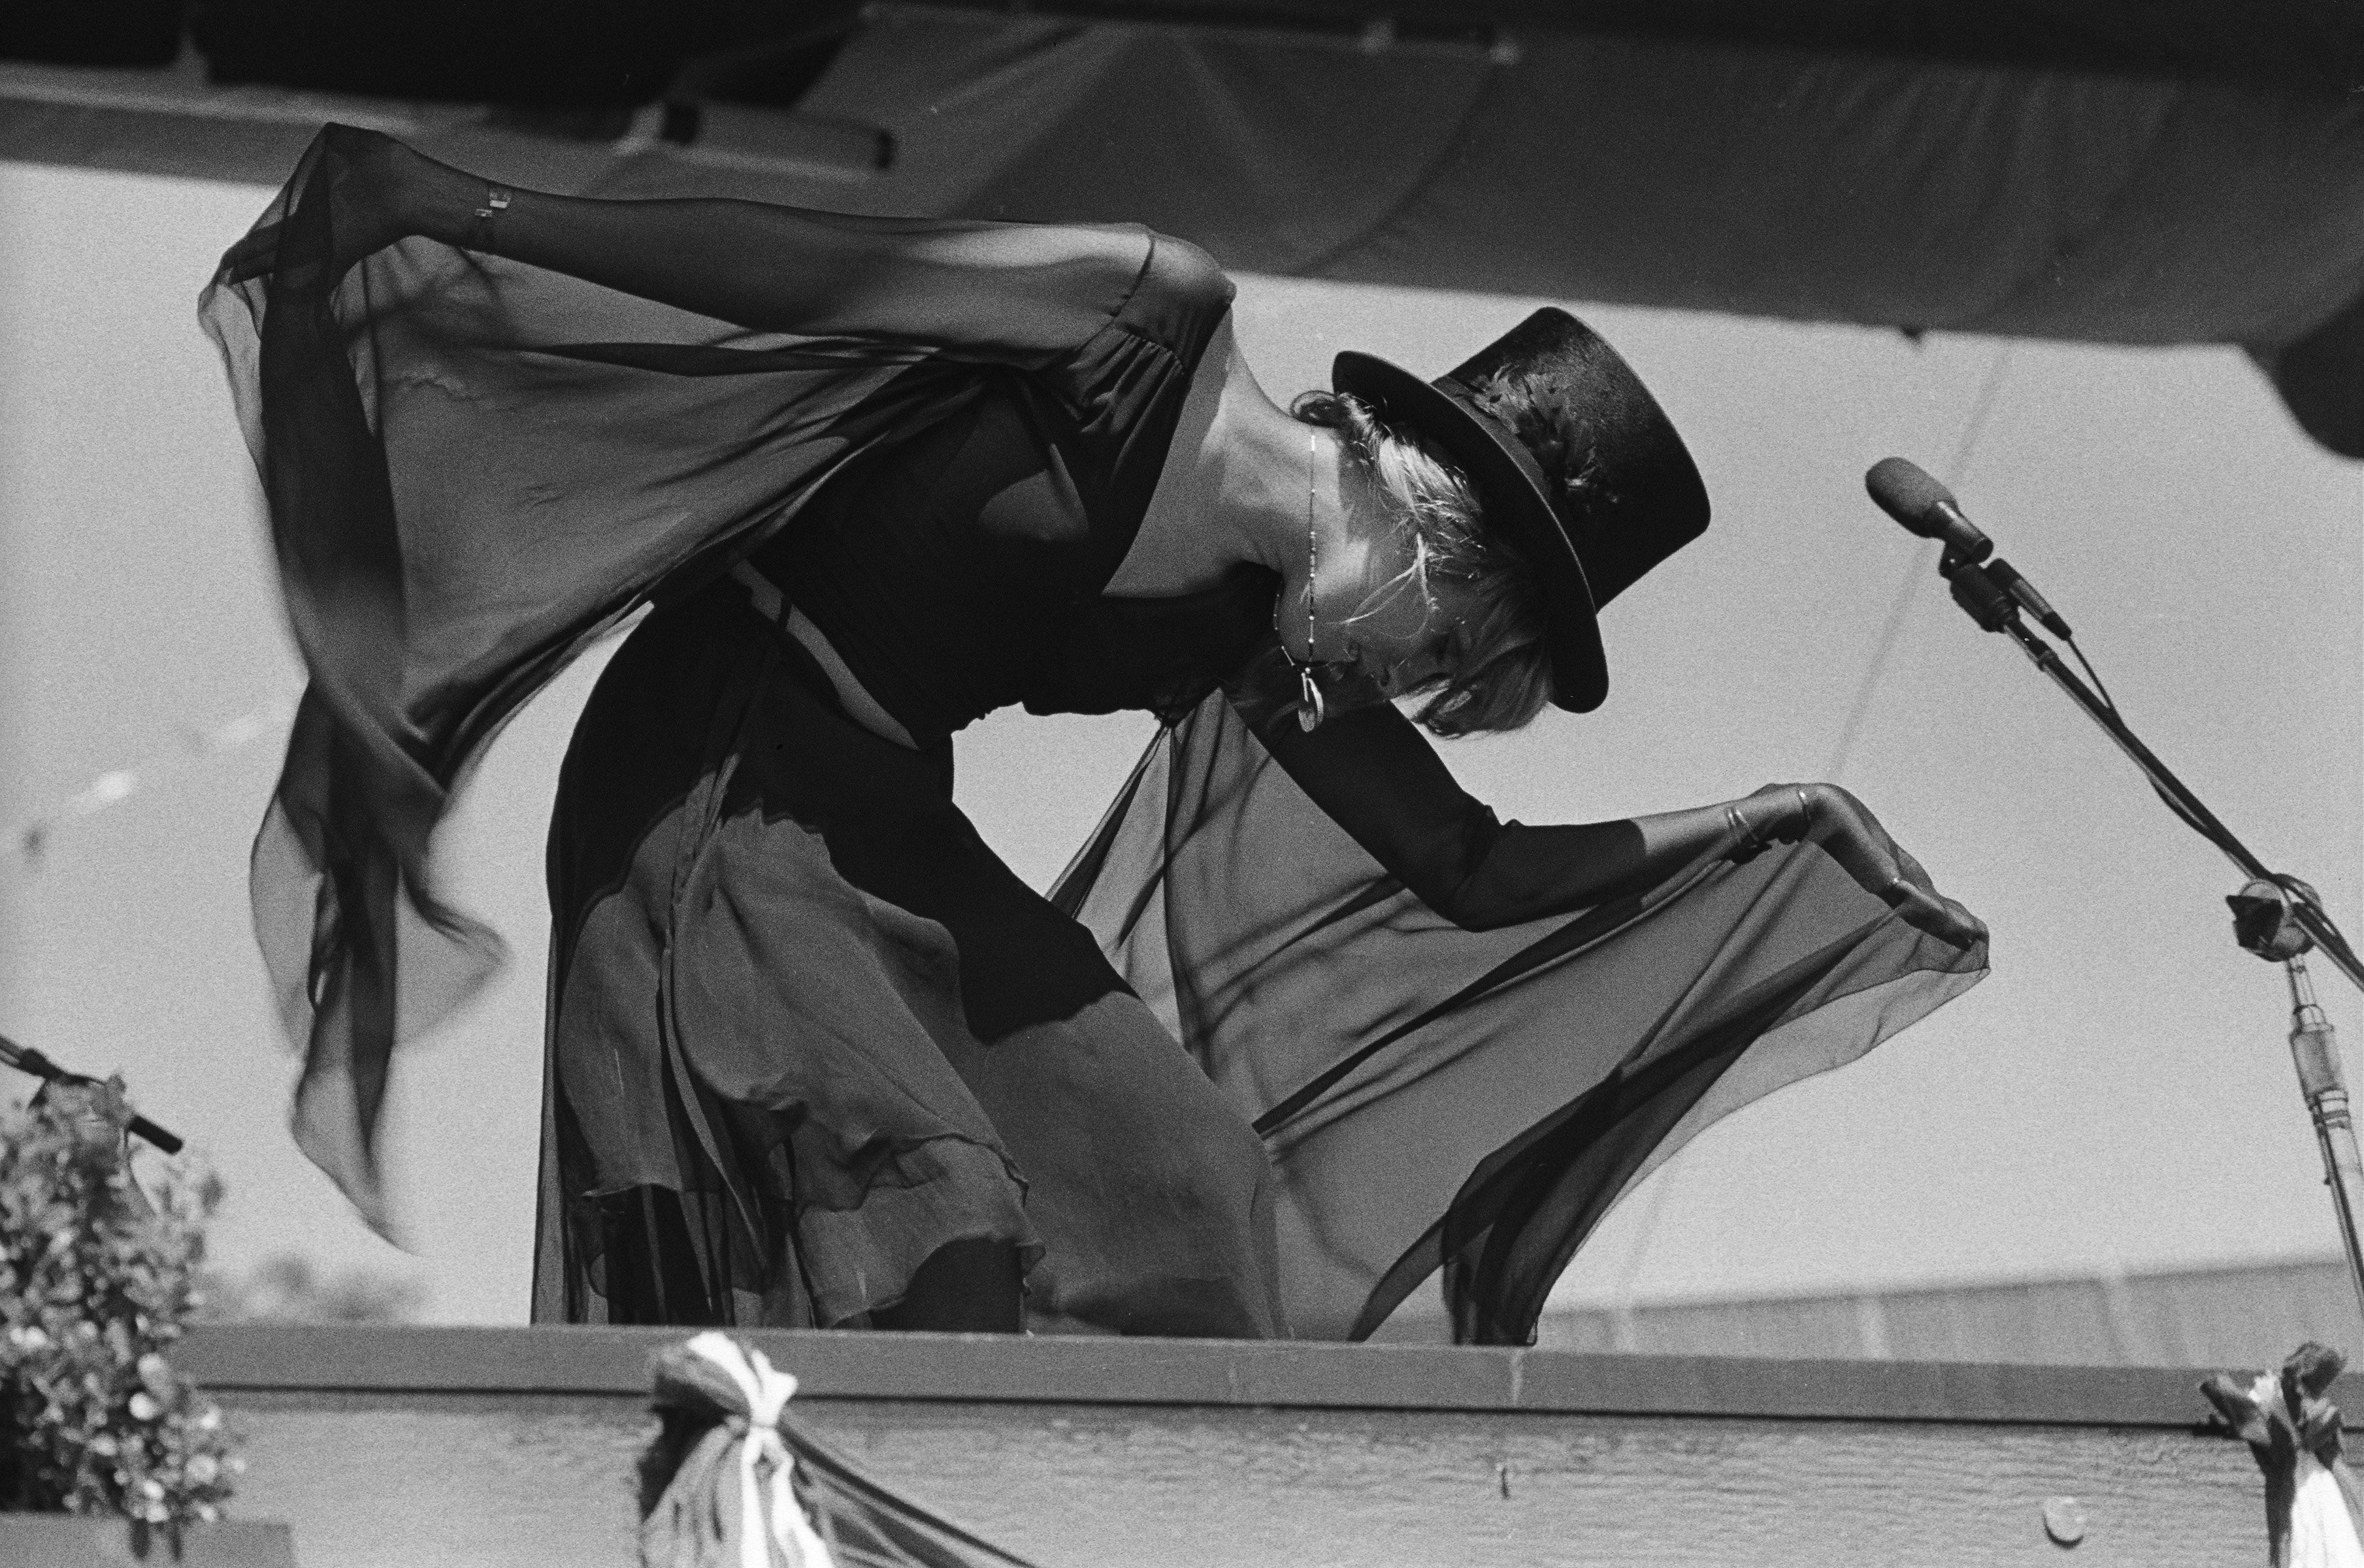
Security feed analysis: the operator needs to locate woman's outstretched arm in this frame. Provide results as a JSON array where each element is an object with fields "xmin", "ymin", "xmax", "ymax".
[
  {"xmin": 220, "ymin": 124, "xmax": 1150, "ymax": 353},
  {"xmin": 1228, "ymin": 653, "xmax": 1982, "ymax": 946}
]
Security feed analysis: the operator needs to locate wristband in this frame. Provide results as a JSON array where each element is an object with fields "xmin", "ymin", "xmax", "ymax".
[
  {"xmin": 470, "ymin": 185, "xmax": 512, "ymax": 253},
  {"xmin": 1724, "ymin": 802, "xmax": 1767, "ymax": 856}
]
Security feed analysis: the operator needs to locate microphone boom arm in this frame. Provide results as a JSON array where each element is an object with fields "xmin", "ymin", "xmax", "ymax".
[{"xmin": 1973, "ymin": 609, "xmax": 2364, "ymax": 992}]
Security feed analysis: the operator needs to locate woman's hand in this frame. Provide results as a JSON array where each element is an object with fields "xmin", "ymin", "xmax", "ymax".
[
  {"xmin": 1743, "ymin": 781, "xmax": 1986, "ymax": 949},
  {"xmin": 215, "ymin": 123, "xmax": 424, "ymax": 287}
]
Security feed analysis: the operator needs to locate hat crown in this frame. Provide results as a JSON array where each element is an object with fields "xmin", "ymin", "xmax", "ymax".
[{"xmin": 1439, "ymin": 309, "xmax": 1707, "ymax": 612}]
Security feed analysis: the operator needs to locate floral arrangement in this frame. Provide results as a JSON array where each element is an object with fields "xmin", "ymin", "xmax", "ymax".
[{"xmin": 0, "ymin": 1078, "xmax": 240, "ymax": 1529}]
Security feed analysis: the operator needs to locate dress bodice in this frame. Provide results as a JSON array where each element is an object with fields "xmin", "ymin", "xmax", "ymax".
[{"xmin": 748, "ymin": 365, "xmax": 1281, "ymax": 742}]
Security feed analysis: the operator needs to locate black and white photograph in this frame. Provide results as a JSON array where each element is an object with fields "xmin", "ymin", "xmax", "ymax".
[{"xmin": 1, "ymin": 3, "xmax": 2359, "ymax": 1563}]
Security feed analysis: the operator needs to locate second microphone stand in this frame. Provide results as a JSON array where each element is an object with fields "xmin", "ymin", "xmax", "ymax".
[{"xmin": 1937, "ymin": 550, "xmax": 2364, "ymax": 1324}]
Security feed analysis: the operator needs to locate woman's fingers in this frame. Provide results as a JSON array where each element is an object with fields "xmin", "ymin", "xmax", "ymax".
[
  {"xmin": 1811, "ymin": 786, "xmax": 1983, "ymax": 947},
  {"xmin": 1736, "ymin": 781, "xmax": 1982, "ymax": 947},
  {"xmin": 1796, "ymin": 785, "xmax": 1886, "ymax": 880},
  {"xmin": 213, "ymin": 127, "xmax": 422, "ymax": 289},
  {"xmin": 216, "ymin": 223, "xmax": 284, "ymax": 285},
  {"xmin": 1744, "ymin": 781, "xmax": 1815, "ymax": 841},
  {"xmin": 1890, "ymin": 882, "xmax": 1988, "ymax": 948}
]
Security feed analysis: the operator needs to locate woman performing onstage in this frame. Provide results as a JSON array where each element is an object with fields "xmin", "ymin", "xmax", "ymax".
[{"xmin": 205, "ymin": 125, "xmax": 1987, "ymax": 1344}]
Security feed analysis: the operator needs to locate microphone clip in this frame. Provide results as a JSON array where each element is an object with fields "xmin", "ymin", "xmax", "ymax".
[
  {"xmin": 1940, "ymin": 553, "xmax": 2019, "ymax": 634},
  {"xmin": 2229, "ymin": 877, "xmax": 2322, "ymax": 963}
]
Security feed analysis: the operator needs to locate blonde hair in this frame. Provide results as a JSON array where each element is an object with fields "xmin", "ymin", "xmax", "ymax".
[{"xmin": 1290, "ymin": 389, "xmax": 1554, "ymax": 736}]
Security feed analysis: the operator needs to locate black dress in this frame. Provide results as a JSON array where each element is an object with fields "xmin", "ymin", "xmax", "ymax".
[{"xmin": 201, "ymin": 129, "xmax": 1988, "ymax": 1342}]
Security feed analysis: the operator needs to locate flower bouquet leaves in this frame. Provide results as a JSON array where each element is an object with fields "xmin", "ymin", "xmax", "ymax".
[{"xmin": 0, "ymin": 1076, "xmax": 242, "ymax": 1539}]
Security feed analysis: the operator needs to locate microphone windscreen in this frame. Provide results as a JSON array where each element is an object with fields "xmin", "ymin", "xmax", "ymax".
[{"xmin": 1865, "ymin": 457, "xmax": 1955, "ymax": 532}]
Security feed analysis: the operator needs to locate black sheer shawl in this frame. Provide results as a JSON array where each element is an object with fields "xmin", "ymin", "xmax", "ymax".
[
  {"xmin": 199, "ymin": 130, "xmax": 1179, "ymax": 1229},
  {"xmin": 1054, "ymin": 666, "xmax": 1986, "ymax": 1342}
]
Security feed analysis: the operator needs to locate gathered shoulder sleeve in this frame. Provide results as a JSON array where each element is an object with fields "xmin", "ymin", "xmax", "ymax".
[
  {"xmin": 694, "ymin": 210, "xmax": 1231, "ymax": 371},
  {"xmin": 195, "ymin": 123, "xmax": 1232, "ymax": 1228}
]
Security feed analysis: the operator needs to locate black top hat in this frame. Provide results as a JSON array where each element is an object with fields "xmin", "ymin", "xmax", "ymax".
[{"xmin": 1333, "ymin": 309, "xmax": 1711, "ymax": 713}]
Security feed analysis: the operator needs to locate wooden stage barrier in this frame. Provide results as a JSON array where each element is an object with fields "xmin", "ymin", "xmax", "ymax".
[{"xmin": 176, "ymin": 1324, "xmax": 2288, "ymax": 1567}]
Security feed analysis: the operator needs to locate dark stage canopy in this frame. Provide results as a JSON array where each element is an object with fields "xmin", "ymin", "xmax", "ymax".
[{"xmin": 5, "ymin": 0, "xmax": 2361, "ymax": 453}]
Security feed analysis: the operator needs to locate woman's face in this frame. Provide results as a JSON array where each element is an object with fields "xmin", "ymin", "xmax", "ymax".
[{"xmin": 1319, "ymin": 495, "xmax": 1481, "ymax": 695}]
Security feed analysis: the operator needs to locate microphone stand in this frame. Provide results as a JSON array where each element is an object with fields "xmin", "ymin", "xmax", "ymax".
[{"xmin": 1937, "ymin": 554, "xmax": 2364, "ymax": 1324}]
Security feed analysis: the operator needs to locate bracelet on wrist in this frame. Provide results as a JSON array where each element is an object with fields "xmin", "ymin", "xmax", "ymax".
[
  {"xmin": 470, "ymin": 185, "xmax": 512, "ymax": 253},
  {"xmin": 1724, "ymin": 802, "xmax": 1767, "ymax": 856}
]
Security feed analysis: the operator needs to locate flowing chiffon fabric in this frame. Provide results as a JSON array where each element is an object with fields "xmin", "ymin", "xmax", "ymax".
[
  {"xmin": 203, "ymin": 129, "xmax": 1986, "ymax": 1341},
  {"xmin": 1055, "ymin": 696, "xmax": 1983, "ymax": 1339},
  {"xmin": 199, "ymin": 131, "xmax": 1170, "ymax": 1228}
]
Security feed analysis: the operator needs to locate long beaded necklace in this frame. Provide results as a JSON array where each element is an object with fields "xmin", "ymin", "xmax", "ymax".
[{"xmin": 1292, "ymin": 427, "xmax": 1326, "ymax": 731}]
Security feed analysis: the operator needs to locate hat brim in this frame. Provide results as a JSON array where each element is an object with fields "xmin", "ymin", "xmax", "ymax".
[{"xmin": 1332, "ymin": 350, "xmax": 1609, "ymax": 713}]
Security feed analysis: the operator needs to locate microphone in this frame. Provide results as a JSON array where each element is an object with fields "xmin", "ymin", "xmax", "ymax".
[
  {"xmin": 1864, "ymin": 457, "xmax": 1991, "ymax": 563},
  {"xmin": 1864, "ymin": 458, "xmax": 2078, "ymax": 640}
]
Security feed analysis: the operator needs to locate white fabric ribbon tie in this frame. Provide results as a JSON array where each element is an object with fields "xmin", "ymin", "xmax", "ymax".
[{"xmin": 687, "ymin": 1331, "xmax": 838, "ymax": 1568}]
